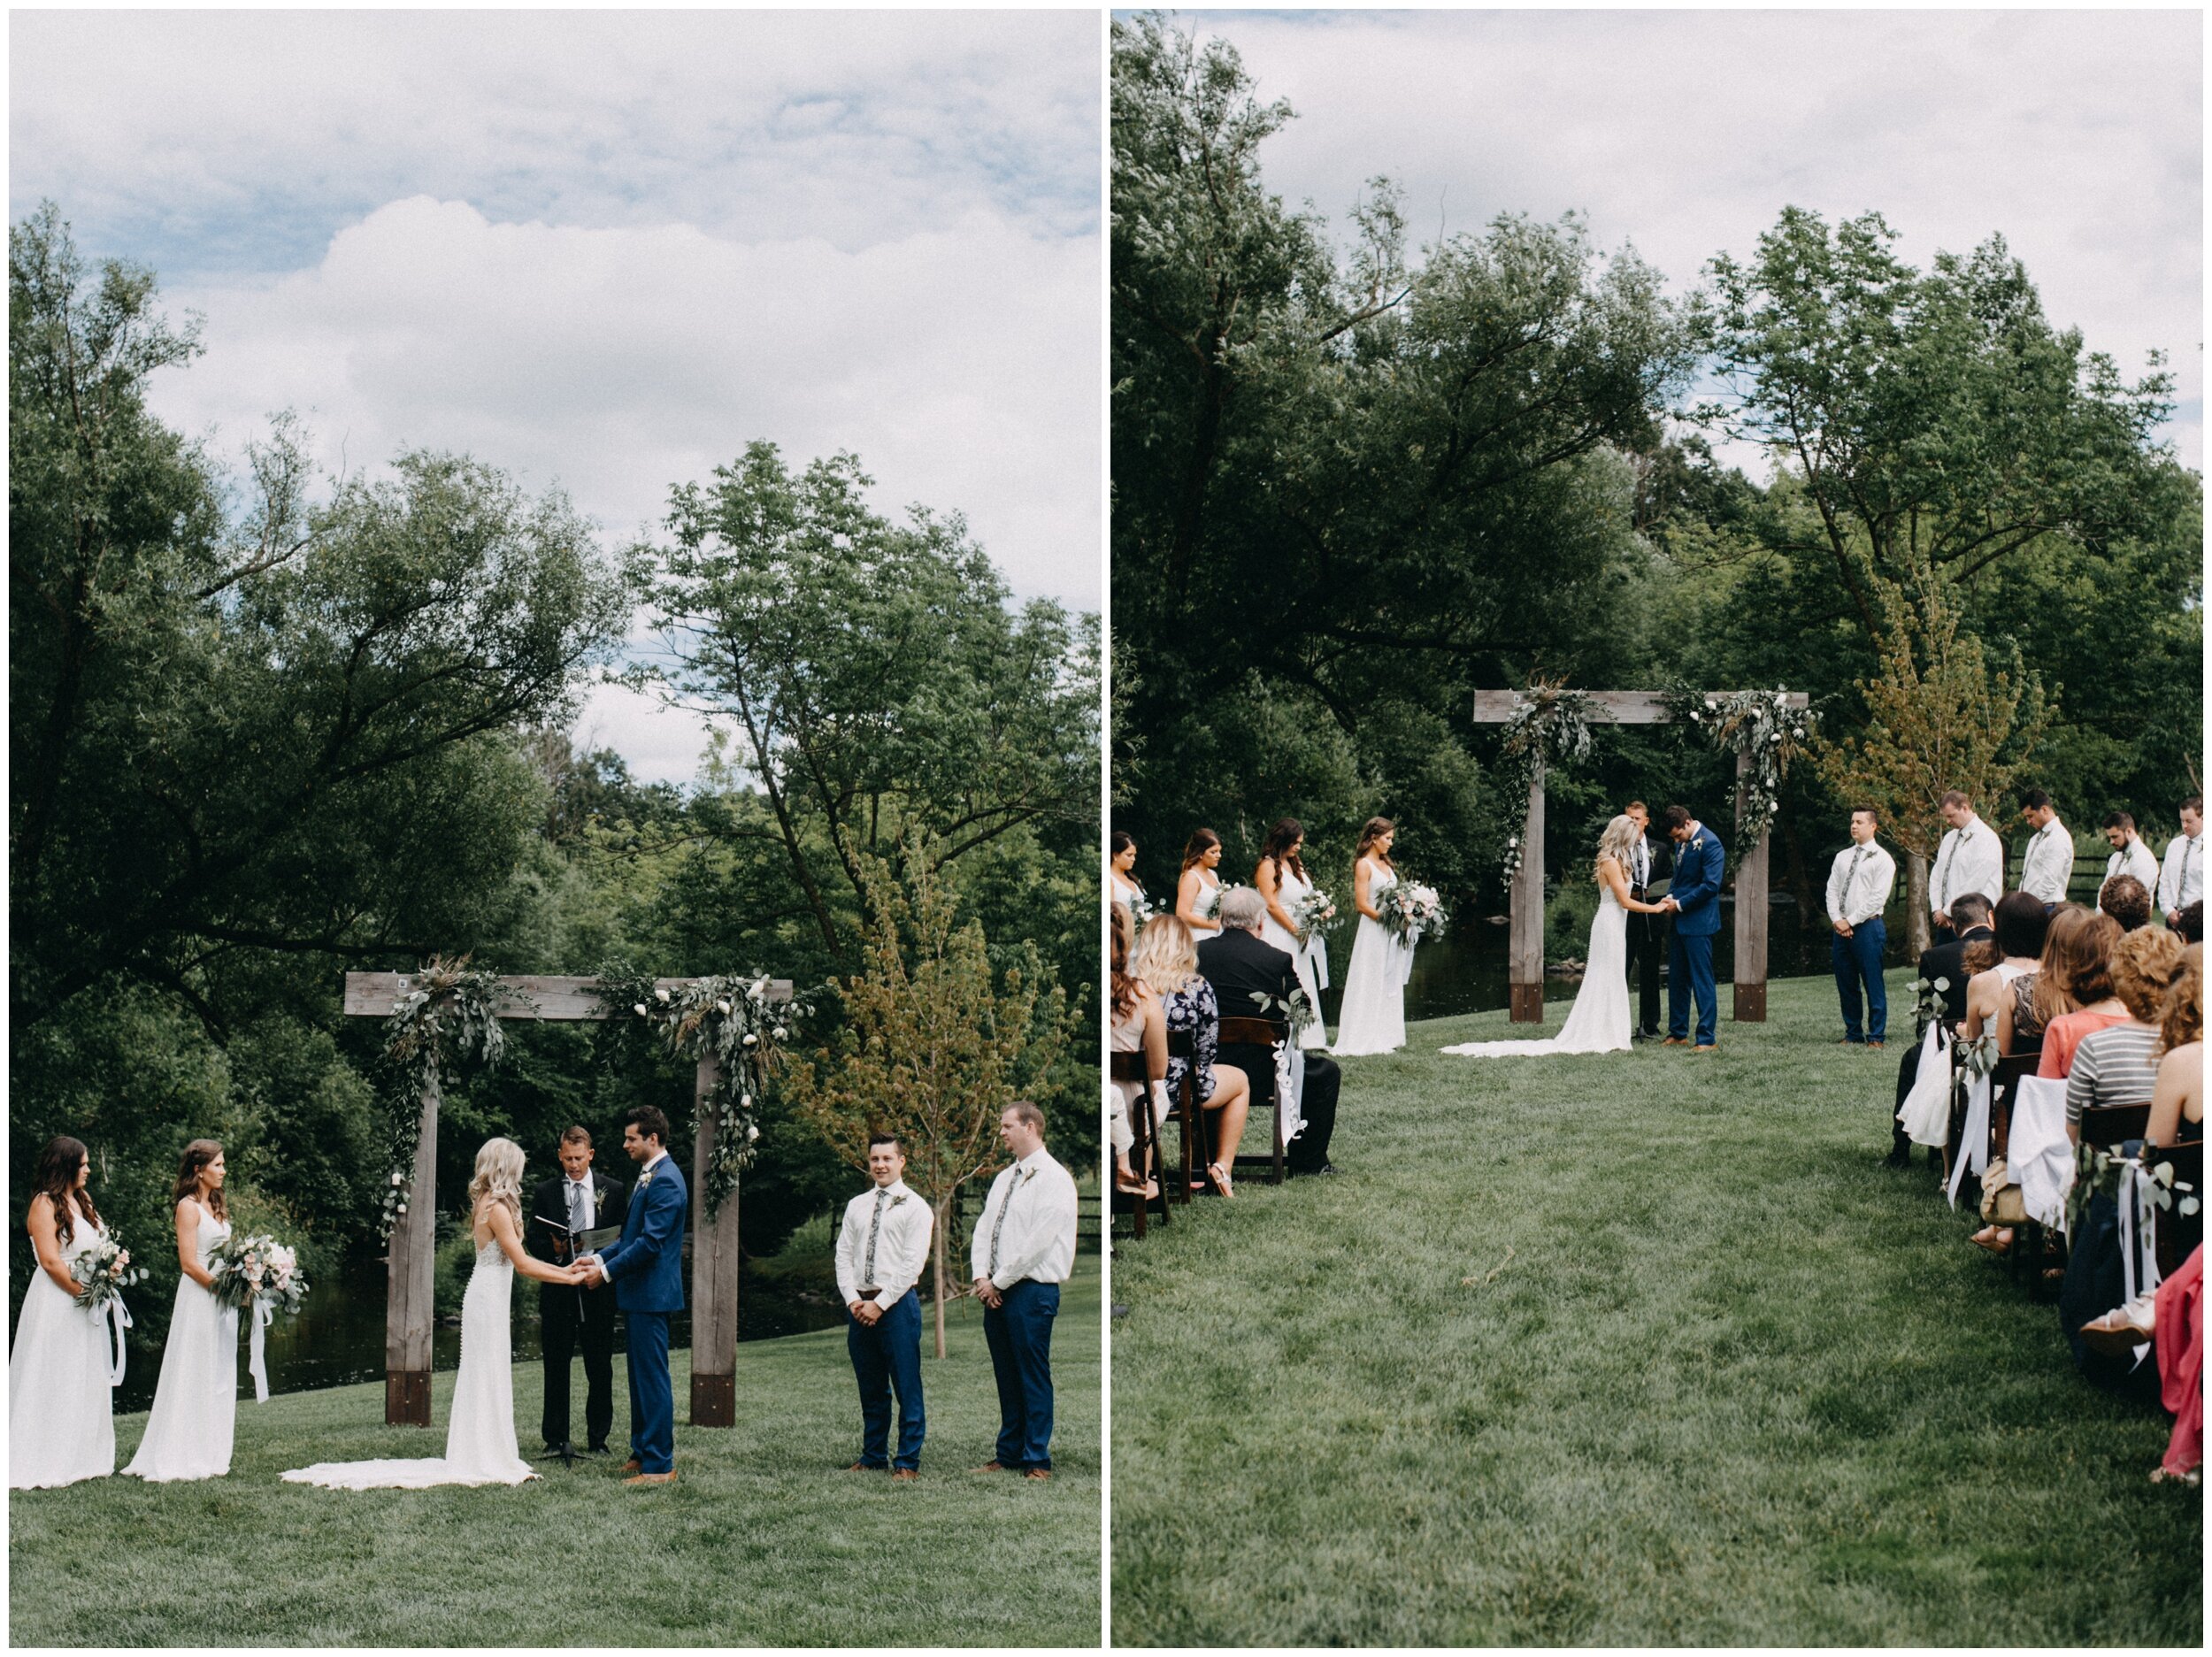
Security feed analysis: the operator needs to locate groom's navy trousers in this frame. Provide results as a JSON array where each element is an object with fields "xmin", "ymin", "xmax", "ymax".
[
  {"xmin": 597, "ymin": 1155, "xmax": 687, "ymax": 1477},
  {"xmin": 983, "ymin": 1279, "xmax": 1058, "ymax": 1471},
  {"xmin": 1667, "ymin": 930, "xmax": 1718, "ymax": 1047},
  {"xmin": 626, "ymin": 1310, "xmax": 674, "ymax": 1475},
  {"xmin": 848, "ymin": 1288, "xmax": 926, "ymax": 1471}
]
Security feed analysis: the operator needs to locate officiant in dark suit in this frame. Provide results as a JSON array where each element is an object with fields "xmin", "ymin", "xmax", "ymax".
[
  {"xmin": 529, "ymin": 1125, "xmax": 630, "ymax": 1454},
  {"xmin": 1196, "ymin": 887, "xmax": 1344, "ymax": 1175},
  {"xmin": 1624, "ymin": 802, "xmax": 1667, "ymax": 1040}
]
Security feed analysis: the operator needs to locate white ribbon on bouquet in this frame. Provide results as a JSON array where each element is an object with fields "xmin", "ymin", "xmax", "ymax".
[
  {"xmin": 249, "ymin": 1293, "xmax": 276, "ymax": 1402},
  {"xmin": 103, "ymin": 1295, "xmax": 133, "ymax": 1388}
]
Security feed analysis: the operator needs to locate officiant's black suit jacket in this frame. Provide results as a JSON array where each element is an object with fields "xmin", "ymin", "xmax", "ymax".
[{"xmin": 528, "ymin": 1172, "xmax": 631, "ymax": 1321}]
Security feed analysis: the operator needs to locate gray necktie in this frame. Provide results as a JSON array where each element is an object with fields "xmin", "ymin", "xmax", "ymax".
[
  {"xmin": 568, "ymin": 1179, "xmax": 588, "ymax": 1236},
  {"xmin": 863, "ymin": 1188, "xmax": 887, "ymax": 1288},
  {"xmin": 987, "ymin": 1168, "xmax": 1023, "ymax": 1277}
]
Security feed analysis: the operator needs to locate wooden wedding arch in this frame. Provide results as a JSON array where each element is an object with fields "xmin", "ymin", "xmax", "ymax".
[
  {"xmin": 344, "ymin": 970, "xmax": 792, "ymax": 1428},
  {"xmin": 1471, "ymin": 689, "xmax": 1809, "ymax": 1024}
]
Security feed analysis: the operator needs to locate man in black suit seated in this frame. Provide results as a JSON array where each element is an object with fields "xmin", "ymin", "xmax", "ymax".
[
  {"xmin": 527, "ymin": 1125, "xmax": 632, "ymax": 1455},
  {"xmin": 1885, "ymin": 892, "xmax": 1994, "ymax": 1170},
  {"xmin": 1195, "ymin": 886, "xmax": 1345, "ymax": 1176}
]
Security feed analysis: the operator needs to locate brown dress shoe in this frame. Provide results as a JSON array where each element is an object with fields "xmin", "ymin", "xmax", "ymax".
[
  {"xmin": 1693, "ymin": 1044, "xmax": 1717, "ymax": 1055},
  {"xmin": 971, "ymin": 1461, "xmax": 1010, "ymax": 1474},
  {"xmin": 624, "ymin": 1470, "xmax": 677, "ymax": 1486},
  {"xmin": 1662, "ymin": 1036, "xmax": 1689, "ymax": 1047},
  {"xmin": 842, "ymin": 1461, "xmax": 886, "ymax": 1472},
  {"xmin": 620, "ymin": 1457, "xmax": 642, "ymax": 1475},
  {"xmin": 1025, "ymin": 1468, "xmax": 1052, "ymax": 1481},
  {"xmin": 890, "ymin": 1469, "xmax": 918, "ymax": 1481}
]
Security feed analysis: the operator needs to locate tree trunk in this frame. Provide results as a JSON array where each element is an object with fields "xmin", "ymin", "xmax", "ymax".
[
  {"xmin": 1904, "ymin": 852, "xmax": 1931, "ymax": 960},
  {"xmin": 930, "ymin": 1195, "xmax": 949, "ymax": 1360}
]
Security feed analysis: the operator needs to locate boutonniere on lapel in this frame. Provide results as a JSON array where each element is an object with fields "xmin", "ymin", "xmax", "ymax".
[
  {"xmin": 889, "ymin": 1193, "xmax": 909, "ymax": 1209},
  {"xmin": 594, "ymin": 1185, "xmax": 609, "ymax": 1214},
  {"xmin": 1691, "ymin": 836, "xmax": 1705, "ymax": 852},
  {"xmin": 637, "ymin": 1168, "xmax": 655, "ymax": 1191}
]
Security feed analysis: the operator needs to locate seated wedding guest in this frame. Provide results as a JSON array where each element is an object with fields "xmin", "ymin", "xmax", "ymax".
[
  {"xmin": 1887, "ymin": 893, "xmax": 1994, "ymax": 1167},
  {"xmin": 1929, "ymin": 791, "xmax": 2003, "ymax": 943},
  {"xmin": 971, "ymin": 1102, "xmax": 1078, "ymax": 1480},
  {"xmin": 1110, "ymin": 830, "xmax": 1147, "ymax": 920},
  {"xmin": 10, "ymin": 1136, "xmax": 118, "ymax": 1489},
  {"xmin": 1198, "ymin": 886, "xmax": 1346, "ymax": 1177},
  {"xmin": 1960, "ymin": 892, "xmax": 2050, "ymax": 1047},
  {"xmin": 2036, "ymin": 909, "xmax": 2127, "ymax": 1080},
  {"xmin": 836, "ymin": 1132, "xmax": 932, "ymax": 1478},
  {"xmin": 1132, "ymin": 913, "xmax": 1251, "ymax": 1197},
  {"xmin": 2101, "ymin": 811, "xmax": 2161, "ymax": 904},
  {"xmin": 1174, "ymin": 828, "xmax": 1225, "ymax": 940},
  {"xmin": 2145, "ymin": 944, "xmax": 2203, "ymax": 1149},
  {"xmin": 2016, "ymin": 789, "xmax": 2076, "ymax": 907},
  {"xmin": 2180, "ymin": 901, "xmax": 2203, "ymax": 945},
  {"xmin": 1108, "ymin": 907, "xmax": 1168, "ymax": 1198},
  {"xmin": 2100, "ymin": 873, "xmax": 2154, "ymax": 933},
  {"xmin": 2159, "ymin": 796, "xmax": 2202, "ymax": 930},
  {"xmin": 2059, "ymin": 927, "xmax": 2188, "ymax": 1377},
  {"xmin": 2062, "ymin": 925, "xmax": 2185, "ymax": 1141}
]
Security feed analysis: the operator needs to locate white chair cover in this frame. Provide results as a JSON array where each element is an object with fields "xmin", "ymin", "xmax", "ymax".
[
  {"xmin": 2009, "ymin": 1075, "xmax": 2074, "ymax": 1232},
  {"xmin": 1897, "ymin": 1022, "xmax": 1952, "ymax": 1147}
]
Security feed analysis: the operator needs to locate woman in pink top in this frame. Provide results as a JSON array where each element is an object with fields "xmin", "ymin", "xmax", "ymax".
[{"xmin": 2036, "ymin": 909, "xmax": 2126, "ymax": 1079}]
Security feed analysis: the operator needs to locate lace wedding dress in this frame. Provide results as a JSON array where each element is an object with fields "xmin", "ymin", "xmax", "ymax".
[
  {"xmin": 1441, "ymin": 882, "xmax": 1632, "ymax": 1058},
  {"xmin": 124, "ymin": 1205, "xmax": 239, "ymax": 1481},
  {"xmin": 10, "ymin": 1216, "xmax": 117, "ymax": 1489},
  {"xmin": 283, "ymin": 1233, "xmax": 535, "ymax": 1489},
  {"xmin": 1259, "ymin": 864, "xmax": 1330, "ymax": 1050},
  {"xmin": 1333, "ymin": 861, "xmax": 1413, "ymax": 1055}
]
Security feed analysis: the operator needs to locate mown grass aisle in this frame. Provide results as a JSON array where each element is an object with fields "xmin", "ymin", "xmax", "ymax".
[
  {"xmin": 12, "ymin": 1274, "xmax": 1100, "ymax": 1646},
  {"xmin": 1110, "ymin": 976, "xmax": 2200, "ymax": 1646}
]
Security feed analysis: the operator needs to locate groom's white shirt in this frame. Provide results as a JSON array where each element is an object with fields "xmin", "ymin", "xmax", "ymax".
[{"xmin": 834, "ymin": 1178, "xmax": 932, "ymax": 1306}]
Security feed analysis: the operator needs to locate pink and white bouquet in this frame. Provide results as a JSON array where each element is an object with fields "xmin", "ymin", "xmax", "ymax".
[
  {"xmin": 70, "ymin": 1231, "xmax": 145, "ymax": 1312},
  {"xmin": 1289, "ymin": 889, "xmax": 1340, "ymax": 944},
  {"xmin": 209, "ymin": 1231, "xmax": 310, "ymax": 1316},
  {"xmin": 1379, "ymin": 881, "xmax": 1449, "ymax": 948}
]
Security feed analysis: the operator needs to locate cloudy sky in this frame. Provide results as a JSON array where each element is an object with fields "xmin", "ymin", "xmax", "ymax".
[
  {"xmin": 12, "ymin": 9, "xmax": 1102, "ymax": 782},
  {"xmin": 1172, "ymin": 8, "xmax": 2201, "ymax": 470}
]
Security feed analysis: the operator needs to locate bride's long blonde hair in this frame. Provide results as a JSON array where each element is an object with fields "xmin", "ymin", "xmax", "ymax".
[
  {"xmin": 469, "ymin": 1137, "xmax": 526, "ymax": 1226},
  {"xmin": 1594, "ymin": 814, "xmax": 1640, "ymax": 886}
]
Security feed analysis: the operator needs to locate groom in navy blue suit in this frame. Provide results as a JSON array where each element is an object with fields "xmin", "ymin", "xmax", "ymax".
[
  {"xmin": 1660, "ymin": 805, "xmax": 1725, "ymax": 1051},
  {"xmin": 580, "ymin": 1104, "xmax": 687, "ymax": 1485}
]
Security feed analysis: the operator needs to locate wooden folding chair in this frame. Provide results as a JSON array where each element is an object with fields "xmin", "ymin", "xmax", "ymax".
[
  {"xmin": 1108, "ymin": 1047, "xmax": 1169, "ymax": 1238},
  {"xmin": 2079, "ymin": 1101, "xmax": 2153, "ymax": 1148},
  {"xmin": 1988, "ymin": 1051, "xmax": 2042, "ymax": 1287},
  {"xmin": 1216, "ymin": 1015, "xmax": 1289, "ymax": 1188},
  {"xmin": 1165, "ymin": 1028, "xmax": 1200, "ymax": 1204}
]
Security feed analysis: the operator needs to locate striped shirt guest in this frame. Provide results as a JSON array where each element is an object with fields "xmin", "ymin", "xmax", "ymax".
[
  {"xmin": 2016, "ymin": 790, "xmax": 2075, "ymax": 906},
  {"xmin": 2062, "ymin": 927, "xmax": 2189, "ymax": 1137}
]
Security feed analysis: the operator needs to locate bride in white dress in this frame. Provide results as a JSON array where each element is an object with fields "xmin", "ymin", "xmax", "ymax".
[
  {"xmin": 1334, "ymin": 817, "xmax": 1415, "ymax": 1056},
  {"xmin": 11, "ymin": 1136, "xmax": 118, "ymax": 1489},
  {"xmin": 1174, "ymin": 828, "xmax": 1226, "ymax": 940},
  {"xmin": 1255, "ymin": 817, "xmax": 1330, "ymax": 1050},
  {"xmin": 284, "ymin": 1139, "xmax": 586, "ymax": 1490},
  {"xmin": 1442, "ymin": 814, "xmax": 1670, "ymax": 1058},
  {"xmin": 125, "ymin": 1139, "xmax": 240, "ymax": 1481}
]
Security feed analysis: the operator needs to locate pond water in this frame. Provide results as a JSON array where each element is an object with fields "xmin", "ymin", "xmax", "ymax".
[
  {"xmin": 1314, "ymin": 891, "xmax": 1906, "ymax": 1026},
  {"xmin": 115, "ymin": 1253, "xmax": 847, "ymax": 1414}
]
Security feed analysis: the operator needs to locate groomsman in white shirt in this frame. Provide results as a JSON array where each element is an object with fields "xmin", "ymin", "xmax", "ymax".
[
  {"xmin": 2099, "ymin": 812, "xmax": 2161, "ymax": 908},
  {"xmin": 2015, "ymin": 789, "xmax": 2075, "ymax": 909},
  {"xmin": 1929, "ymin": 791, "xmax": 2004, "ymax": 944},
  {"xmin": 2159, "ymin": 795, "xmax": 2202, "ymax": 929},
  {"xmin": 970, "ymin": 1101, "xmax": 1078, "ymax": 1481},
  {"xmin": 836, "ymin": 1132, "xmax": 933, "ymax": 1478},
  {"xmin": 1827, "ymin": 807, "xmax": 1898, "ymax": 1047}
]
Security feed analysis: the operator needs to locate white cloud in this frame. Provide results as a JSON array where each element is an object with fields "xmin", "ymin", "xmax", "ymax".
[{"xmin": 1185, "ymin": 8, "xmax": 2201, "ymax": 470}]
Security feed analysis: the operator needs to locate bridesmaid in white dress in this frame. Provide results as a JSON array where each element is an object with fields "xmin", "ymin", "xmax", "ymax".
[
  {"xmin": 285, "ymin": 1139, "xmax": 586, "ymax": 1489},
  {"xmin": 1175, "ymin": 828, "xmax": 1225, "ymax": 940},
  {"xmin": 1440, "ymin": 816, "xmax": 1669, "ymax": 1058},
  {"xmin": 1334, "ymin": 817, "xmax": 1415, "ymax": 1055},
  {"xmin": 10, "ymin": 1136, "xmax": 119, "ymax": 1489},
  {"xmin": 126, "ymin": 1139, "xmax": 240, "ymax": 1482},
  {"xmin": 1255, "ymin": 817, "xmax": 1330, "ymax": 1050},
  {"xmin": 1110, "ymin": 831, "xmax": 1148, "ymax": 918}
]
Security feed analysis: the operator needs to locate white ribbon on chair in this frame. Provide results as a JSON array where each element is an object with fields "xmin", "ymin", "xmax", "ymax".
[
  {"xmin": 249, "ymin": 1293, "xmax": 274, "ymax": 1402},
  {"xmin": 1272, "ymin": 1037, "xmax": 1306, "ymax": 1146},
  {"xmin": 1947, "ymin": 1070, "xmax": 1994, "ymax": 1208},
  {"xmin": 103, "ymin": 1295, "xmax": 132, "ymax": 1388},
  {"xmin": 1897, "ymin": 1022, "xmax": 1952, "ymax": 1147},
  {"xmin": 2116, "ymin": 1160, "xmax": 2162, "ymax": 1369},
  {"xmin": 2009, "ymin": 1076, "xmax": 2075, "ymax": 1233}
]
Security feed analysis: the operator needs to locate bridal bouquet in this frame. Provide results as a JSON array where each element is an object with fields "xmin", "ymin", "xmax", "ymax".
[
  {"xmin": 1122, "ymin": 887, "xmax": 1158, "ymax": 928},
  {"xmin": 209, "ymin": 1232, "xmax": 310, "ymax": 1317},
  {"xmin": 1288, "ymin": 888, "xmax": 1340, "ymax": 944},
  {"xmin": 1379, "ymin": 881, "xmax": 1449, "ymax": 947},
  {"xmin": 70, "ymin": 1232, "xmax": 146, "ymax": 1312}
]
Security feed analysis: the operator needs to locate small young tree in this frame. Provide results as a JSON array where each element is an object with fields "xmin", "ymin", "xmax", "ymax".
[
  {"xmin": 1815, "ymin": 557, "xmax": 2052, "ymax": 956},
  {"xmin": 785, "ymin": 833, "xmax": 1078, "ymax": 1359}
]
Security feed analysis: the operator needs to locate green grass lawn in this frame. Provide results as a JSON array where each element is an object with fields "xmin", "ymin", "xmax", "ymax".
[
  {"xmin": 12, "ymin": 1270, "xmax": 1101, "ymax": 1645},
  {"xmin": 1110, "ymin": 974, "xmax": 2202, "ymax": 1646}
]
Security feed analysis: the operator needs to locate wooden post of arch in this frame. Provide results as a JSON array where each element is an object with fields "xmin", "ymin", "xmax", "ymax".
[
  {"xmin": 1472, "ymin": 690, "xmax": 1804, "ymax": 1026},
  {"xmin": 346, "ymin": 971, "xmax": 789, "ymax": 1427}
]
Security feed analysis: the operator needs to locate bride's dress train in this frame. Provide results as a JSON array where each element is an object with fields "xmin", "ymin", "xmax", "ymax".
[
  {"xmin": 282, "ymin": 1239, "xmax": 535, "ymax": 1489},
  {"xmin": 1440, "ymin": 885, "xmax": 1632, "ymax": 1057}
]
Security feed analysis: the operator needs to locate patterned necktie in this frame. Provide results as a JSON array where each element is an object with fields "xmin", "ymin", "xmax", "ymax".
[
  {"xmin": 1844, "ymin": 845, "xmax": 1865, "ymax": 910},
  {"xmin": 864, "ymin": 1187, "xmax": 887, "ymax": 1287},
  {"xmin": 987, "ymin": 1168, "xmax": 1025, "ymax": 1276}
]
